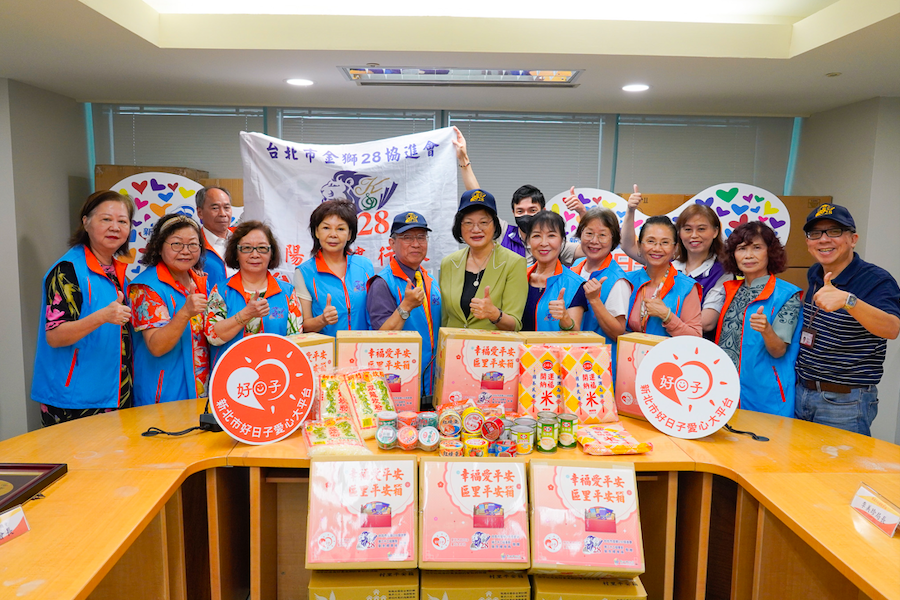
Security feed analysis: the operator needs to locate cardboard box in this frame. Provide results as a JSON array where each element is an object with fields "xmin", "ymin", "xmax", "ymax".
[
  {"xmin": 529, "ymin": 460, "xmax": 644, "ymax": 577},
  {"xmin": 433, "ymin": 328, "xmax": 524, "ymax": 411},
  {"xmin": 337, "ymin": 330, "xmax": 422, "ymax": 413},
  {"xmin": 419, "ymin": 457, "xmax": 529, "ymax": 569},
  {"xmin": 419, "ymin": 571, "xmax": 529, "ymax": 600},
  {"xmin": 779, "ymin": 196, "xmax": 832, "ymax": 268},
  {"xmin": 532, "ymin": 576, "xmax": 646, "ymax": 599},
  {"xmin": 560, "ymin": 345, "xmax": 616, "ymax": 422},
  {"xmin": 309, "ymin": 570, "xmax": 419, "ymax": 599},
  {"xmin": 199, "ymin": 178, "xmax": 244, "ymax": 206},
  {"xmin": 94, "ymin": 164, "xmax": 209, "ymax": 192},
  {"xmin": 286, "ymin": 333, "xmax": 334, "ymax": 421},
  {"xmin": 615, "ymin": 333, "xmax": 667, "ymax": 421},
  {"xmin": 307, "ymin": 456, "xmax": 417, "ymax": 570},
  {"xmin": 519, "ymin": 331, "xmax": 604, "ymax": 346},
  {"xmin": 616, "ymin": 193, "xmax": 691, "ymax": 217}
]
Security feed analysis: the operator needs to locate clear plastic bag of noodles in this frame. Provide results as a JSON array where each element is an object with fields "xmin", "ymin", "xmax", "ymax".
[
  {"xmin": 303, "ymin": 416, "xmax": 372, "ymax": 457},
  {"xmin": 576, "ymin": 422, "xmax": 653, "ymax": 456},
  {"xmin": 318, "ymin": 373, "xmax": 351, "ymax": 421},
  {"xmin": 339, "ymin": 368, "xmax": 395, "ymax": 439}
]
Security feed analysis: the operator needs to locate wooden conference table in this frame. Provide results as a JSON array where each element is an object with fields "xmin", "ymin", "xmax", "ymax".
[{"xmin": 0, "ymin": 400, "xmax": 897, "ymax": 600}]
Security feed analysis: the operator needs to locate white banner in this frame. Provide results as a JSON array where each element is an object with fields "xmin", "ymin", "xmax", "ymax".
[{"xmin": 240, "ymin": 128, "xmax": 459, "ymax": 276}]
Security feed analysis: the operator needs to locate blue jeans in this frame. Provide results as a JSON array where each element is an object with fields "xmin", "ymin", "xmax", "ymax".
[{"xmin": 794, "ymin": 382, "xmax": 879, "ymax": 436}]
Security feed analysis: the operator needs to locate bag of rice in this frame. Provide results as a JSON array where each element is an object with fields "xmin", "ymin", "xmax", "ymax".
[{"xmin": 560, "ymin": 345, "xmax": 616, "ymax": 423}]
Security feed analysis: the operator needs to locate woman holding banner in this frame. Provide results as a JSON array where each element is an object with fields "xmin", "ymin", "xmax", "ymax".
[
  {"xmin": 205, "ymin": 221, "xmax": 303, "ymax": 360},
  {"xmin": 295, "ymin": 200, "xmax": 375, "ymax": 336},
  {"xmin": 522, "ymin": 211, "xmax": 586, "ymax": 331}
]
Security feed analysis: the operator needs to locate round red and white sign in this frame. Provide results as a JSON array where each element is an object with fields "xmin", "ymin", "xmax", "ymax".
[
  {"xmin": 635, "ymin": 337, "xmax": 739, "ymax": 439},
  {"xmin": 209, "ymin": 333, "xmax": 315, "ymax": 445}
]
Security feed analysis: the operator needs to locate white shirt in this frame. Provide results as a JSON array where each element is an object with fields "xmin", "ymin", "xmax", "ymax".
[
  {"xmin": 573, "ymin": 265, "xmax": 631, "ymax": 318},
  {"xmin": 204, "ymin": 226, "xmax": 238, "ymax": 278},
  {"xmin": 673, "ymin": 257, "xmax": 730, "ymax": 313}
]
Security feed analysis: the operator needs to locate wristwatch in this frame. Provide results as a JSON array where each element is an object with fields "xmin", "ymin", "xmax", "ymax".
[
  {"xmin": 398, "ymin": 307, "xmax": 410, "ymax": 320},
  {"xmin": 843, "ymin": 293, "xmax": 858, "ymax": 310}
]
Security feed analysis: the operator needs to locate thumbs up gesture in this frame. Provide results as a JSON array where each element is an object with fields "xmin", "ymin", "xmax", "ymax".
[
  {"xmin": 182, "ymin": 292, "xmax": 208, "ymax": 318},
  {"xmin": 583, "ymin": 276, "xmax": 607, "ymax": 302},
  {"xmin": 244, "ymin": 290, "xmax": 270, "ymax": 320},
  {"xmin": 105, "ymin": 289, "xmax": 132, "ymax": 326},
  {"xmin": 749, "ymin": 305, "xmax": 771, "ymax": 333},
  {"xmin": 563, "ymin": 185, "xmax": 587, "ymax": 216},
  {"xmin": 627, "ymin": 184, "xmax": 642, "ymax": 212},
  {"xmin": 548, "ymin": 288, "xmax": 568, "ymax": 321},
  {"xmin": 469, "ymin": 285, "xmax": 499, "ymax": 321},
  {"xmin": 813, "ymin": 271, "xmax": 850, "ymax": 312},
  {"xmin": 400, "ymin": 277, "xmax": 425, "ymax": 312},
  {"xmin": 321, "ymin": 293, "xmax": 339, "ymax": 325}
]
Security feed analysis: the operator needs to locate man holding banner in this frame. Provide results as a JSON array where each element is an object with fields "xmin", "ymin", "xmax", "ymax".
[{"xmin": 367, "ymin": 212, "xmax": 441, "ymax": 404}]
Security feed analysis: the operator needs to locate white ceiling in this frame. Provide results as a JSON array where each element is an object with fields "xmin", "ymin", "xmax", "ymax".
[{"xmin": 0, "ymin": 0, "xmax": 897, "ymax": 117}]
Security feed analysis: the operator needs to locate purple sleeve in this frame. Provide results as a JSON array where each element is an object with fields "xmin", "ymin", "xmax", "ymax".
[{"xmin": 366, "ymin": 276, "xmax": 399, "ymax": 330}]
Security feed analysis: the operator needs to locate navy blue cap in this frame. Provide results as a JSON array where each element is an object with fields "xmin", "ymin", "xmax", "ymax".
[
  {"xmin": 457, "ymin": 189, "xmax": 497, "ymax": 216},
  {"xmin": 390, "ymin": 211, "xmax": 431, "ymax": 235},
  {"xmin": 803, "ymin": 203, "xmax": 856, "ymax": 232}
]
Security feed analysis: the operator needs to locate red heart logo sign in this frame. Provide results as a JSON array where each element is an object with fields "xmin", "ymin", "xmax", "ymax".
[{"xmin": 652, "ymin": 362, "xmax": 683, "ymax": 406}]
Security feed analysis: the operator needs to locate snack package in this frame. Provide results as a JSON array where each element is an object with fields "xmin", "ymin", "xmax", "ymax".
[
  {"xmin": 560, "ymin": 345, "xmax": 616, "ymax": 423},
  {"xmin": 529, "ymin": 460, "xmax": 645, "ymax": 577},
  {"xmin": 576, "ymin": 422, "xmax": 653, "ymax": 456},
  {"xmin": 303, "ymin": 417, "xmax": 371, "ymax": 457},
  {"xmin": 306, "ymin": 457, "xmax": 416, "ymax": 569},
  {"xmin": 517, "ymin": 344, "xmax": 562, "ymax": 416},
  {"xmin": 340, "ymin": 369, "xmax": 395, "ymax": 439}
]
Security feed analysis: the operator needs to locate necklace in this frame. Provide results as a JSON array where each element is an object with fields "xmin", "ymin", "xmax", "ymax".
[{"xmin": 469, "ymin": 248, "xmax": 493, "ymax": 287}]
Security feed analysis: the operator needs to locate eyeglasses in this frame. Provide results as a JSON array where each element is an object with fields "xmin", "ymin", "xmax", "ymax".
[
  {"xmin": 581, "ymin": 233, "xmax": 611, "ymax": 243},
  {"xmin": 806, "ymin": 227, "xmax": 852, "ymax": 240},
  {"xmin": 166, "ymin": 242, "xmax": 201, "ymax": 253},
  {"xmin": 461, "ymin": 220, "xmax": 493, "ymax": 231},
  {"xmin": 642, "ymin": 240, "xmax": 674, "ymax": 249},
  {"xmin": 395, "ymin": 234, "xmax": 428, "ymax": 243},
  {"xmin": 238, "ymin": 245, "xmax": 272, "ymax": 254}
]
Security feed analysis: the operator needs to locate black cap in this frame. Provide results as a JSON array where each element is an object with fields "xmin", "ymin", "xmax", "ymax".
[
  {"xmin": 803, "ymin": 203, "xmax": 856, "ymax": 232},
  {"xmin": 457, "ymin": 189, "xmax": 498, "ymax": 216},
  {"xmin": 390, "ymin": 211, "xmax": 431, "ymax": 235}
]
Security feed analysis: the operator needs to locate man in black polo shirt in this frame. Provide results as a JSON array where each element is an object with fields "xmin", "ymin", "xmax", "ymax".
[{"xmin": 795, "ymin": 203, "xmax": 900, "ymax": 436}]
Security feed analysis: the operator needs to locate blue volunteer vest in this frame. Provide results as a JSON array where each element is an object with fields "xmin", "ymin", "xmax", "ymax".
[
  {"xmin": 372, "ymin": 258, "xmax": 441, "ymax": 396},
  {"xmin": 132, "ymin": 264, "xmax": 208, "ymax": 406},
  {"xmin": 715, "ymin": 275, "xmax": 802, "ymax": 417},
  {"xmin": 527, "ymin": 260, "xmax": 585, "ymax": 332},
  {"xmin": 573, "ymin": 255, "xmax": 629, "ymax": 378},
  {"xmin": 626, "ymin": 266, "xmax": 699, "ymax": 337},
  {"xmin": 31, "ymin": 245, "xmax": 128, "ymax": 409},
  {"xmin": 210, "ymin": 272, "xmax": 294, "ymax": 366},
  {"xmin": 297, "ymin": 252, "xmax": 374, "ymax": 337}
]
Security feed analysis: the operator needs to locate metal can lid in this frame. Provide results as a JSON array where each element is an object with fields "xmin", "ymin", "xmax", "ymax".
[
  {"xmin": 418, "ymin": 426, "xmax": 440, "ymax": 446},
  {"xmin": 376, "ymin": 425, "xmax": 397, "ymax": 443}
]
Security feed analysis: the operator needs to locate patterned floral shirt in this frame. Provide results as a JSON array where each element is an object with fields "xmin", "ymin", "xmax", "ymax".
[
  {"xmin": 129, "ymin": 273, "xmax": 210, "ymax": 399},
  {"xmin": 719, "ymin": 276, "xmax": 801, "ymax": 368},
  {"xmin": 204, "ymin": 272, "xmax": 303, "ymax": 345}
]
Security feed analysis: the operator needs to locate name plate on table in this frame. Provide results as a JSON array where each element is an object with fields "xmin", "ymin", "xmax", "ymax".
[
  {"xmin": 0, "ymin": 506, "xmax": 30, "ymax": 546},
  {"xmin": 851, "ymin": 482, "xmax": 900, "ymax": 537}
]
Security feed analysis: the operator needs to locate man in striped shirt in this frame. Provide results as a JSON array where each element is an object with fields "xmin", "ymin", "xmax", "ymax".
[{"xmin": 795, "ymin": 203, "xmax": 900, "ymax": 436}]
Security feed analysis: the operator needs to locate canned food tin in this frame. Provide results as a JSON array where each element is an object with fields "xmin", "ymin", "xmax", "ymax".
[
  {"xmin": 464, "ymin": 438, "xmax": 487, "ymax": 457},
  {"xmin": 418, "ymin": 426, "xmax": 440, "ymax": 452},
  {"xmin": 537, "ymin": 411, "xmax": 559, "ymax": 421},
  {"xmin": 461, "ymin": 406, "xmax": 485, "ymax": 434},
  {"xmin": 515, "ymin": 417, "xmax": 537, "ymax": 429},
  {"xmin": 438, "ymin": 409, "xmax": 462, "ymax": 437},
  {"xmin": 418, "ymin": 411, "xmax": 439, "ymax": 430},
  {"xmin": 397, "ymin": 425, "xmax": 419, "ymax": 451},
  {"xmin": 481, "ymin": 416, "xmax": 503, "ymax": 441},
  {"xmin": 460, "ymin": 430, "xmax": 481, "ymax": 443},
  {"xmin": 377, "ymin": 411, "xmax": 398, "ymax": 428},
  {"xmin": 558, "ymin": 413, "xmax": 578, "ymax": 448},
  {"xmin": 397, "ymin": 411, "xmax": 418, "ymax": 428},
  {"xmin": 536, "ymin": 418, "xmax": 559, "ymax": 453},
  {"xmin": 500, "ymin": 418, "xmax": 516, "ymax": 440},
  {"xmin": 488, "ymin": 439, "xmax": 517, "ymax": 457},
  {"xmin": 376, "ymin": 425, "xmax": 398, "ymax": 450},
  {"xmin": 440, "ymin": 439, "xmax": 465, "ymax": 457},
  {"xmin": 511, "ymin": 425, "xmax": 534, "ymax": 455}
]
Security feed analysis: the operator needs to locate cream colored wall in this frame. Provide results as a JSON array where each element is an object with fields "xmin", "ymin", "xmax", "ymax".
[
  {"xmin": 0, "ymin": 79, "xmax": 90, "ymax": 439},
  {"xmin": 792, "ymin": 97, "xmax": 900, "ymax": 444}
]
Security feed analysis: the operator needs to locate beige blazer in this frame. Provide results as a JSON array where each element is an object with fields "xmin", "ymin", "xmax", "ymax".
[{"xmin": 439, "ymin": 242, "xmax": 528, "ymax": 330}]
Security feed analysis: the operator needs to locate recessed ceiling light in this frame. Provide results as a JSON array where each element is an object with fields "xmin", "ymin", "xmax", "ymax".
[
  {"xmin": 286, "ymin": 78, "xmax": 314, "ymax": 86},
  {"xmin": 622, "ymin": 84, "xmax": 650, "ymax": 92}
]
